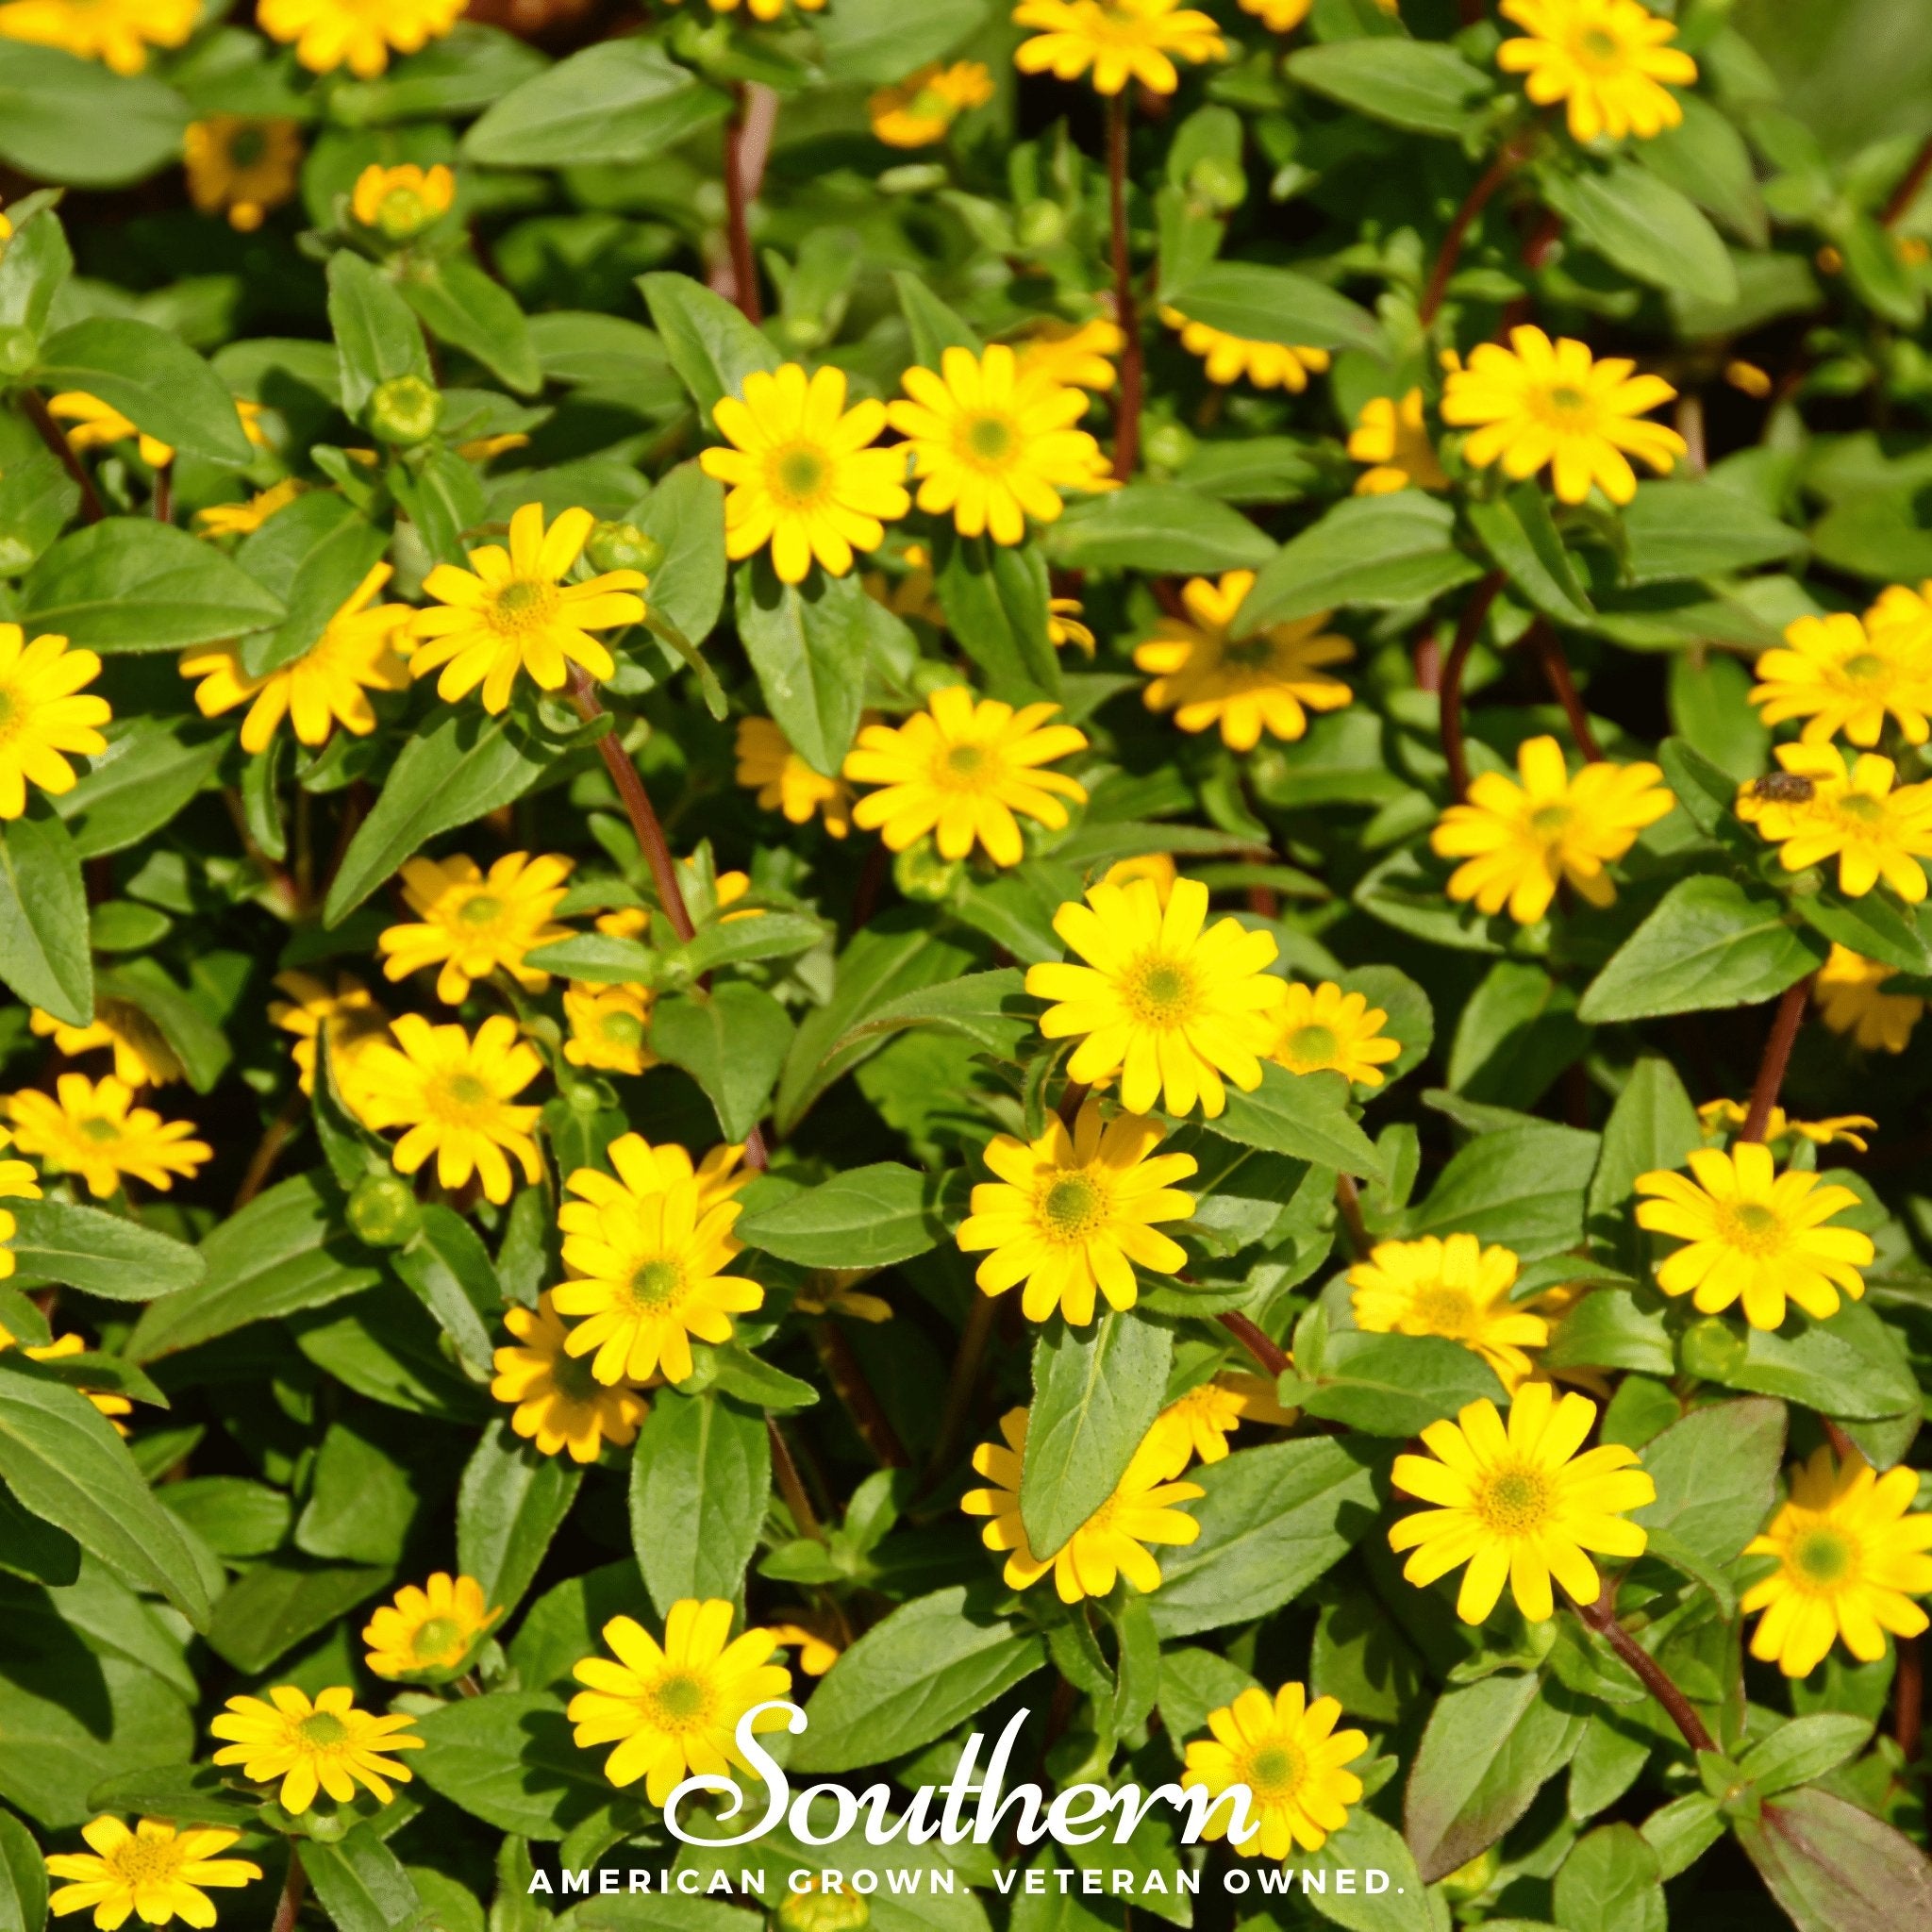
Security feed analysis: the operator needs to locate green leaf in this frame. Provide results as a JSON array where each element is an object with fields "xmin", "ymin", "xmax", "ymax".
[
  {"xmin": 1287, "ymin": 39, "xmax": 1493, "ymax": 138},
  {"xmin": 391, "ymin": 1203, "xmax": 499, "ymax": 1381},
  {"xmin": 1633, "ymin": 1397, "xmax": 1785, "ymax": 1574},
  {"xmin": 0, "ymin": 1485, "xmax": 80, "ymax": 1589},
  {"xmin": 1404, "ymin": 1119, "xmax": 1597, "ymax": 1259},
  {"xmin": 0, "ymin": 447, "xmax": 79, "ymax": 578},
  {"xmin": 1741, "ymin": 1714, "xmax": 1874, "ymax": 1798},
  {"xmin": 1542, "ymin": 1289, "xmax": 1674, "ymax": 1379},
  {"xmin": 0, "ymin": 1805, "xmax": 48, "ymax": 1932},
  {"xmin": 1288, "ymin": 1807, "xmax": 1448, "ymax": 1932},
  {"xmin": 411, "ymin": 1691, "xmax": 613, "ymax": 1840},
  {"xmin": 204, "ymin": 1557, "xmax": 392, "ymax": 1674},
  {"xmin": 1724, "ymin": 1300, "xmax": 1920, "ymax": 1426},
  {"xmin": 627, "ymin": 1392, "xmax": 769, "ymax": 1617},
  {"xmin": 736, "ymin": 1162, "xmax": 947, "ymax": 1271},
  {"xmin": 463, "ymin": 40, "xmax": 729, "ymax": 169},
  {"xmin": 1466, "ymin": 485, "xmax": 1594, "ymax": 624},
  {"xmin": 675, "ymin": 912, "xmax": 825, "ymax": 977},
  {"xmin": 734, "ymin": 558, "xmax": 878, "ymax": 779},
  {"xmin": 6, "ymin": 1201, "xmax": 203, "ymax": 1300},
  {"xmin": 1290, "ymin": 1330, "xmax": 1506, "ymax": 1438},
  {"xmin": 235, "ymin": 491, "xmax": 389, "ymax": 679},
  {"xmin": 1619, "ymin": 480, "xmax": 1807, "ymax": 586},
  {"xmin": 1021, "ymin": 1311, "xmax": 1174, "ymax": 1559},
  {"xmin": 650, "ymin": 982, "xmax": 793, "ymax": 1143},
  {"xmin": 53, "ymin": 718, "xmax": 225, "ymax": 858},
  {"xmin": 1733, "ymin": 1787, "xmax": 1932, "ymax": 1932},
  {"xmin": 0, "ymin": 805, "xmax": 92, "ymax": 1028},
  {"xmin": 0, "ymin": 47, "xmax": 189, "ymax": 191},
  {"xmin": 325, "ymin": 252, "xmax": 432, "ymax": 420},
  {"xmin": 1795, "ymin": 882, "xmax": 1932, "ymax": 978},
  {"xmin": 524, "ymin": 933, "xmax": 657, "ymax": 984},
  {"xmin": 935, "ymin": 532, "xmax": 1060, "ymax": 702},
  {"xmin": 1542, "ymin": 161, "xmax": 1738, "ymax": 307},
  {"xmin": 35, "ymin": 319, "xmax": 251, "ymax": 466},
  {"xmin": 640, "ymin": 272, "xmax": 781, "ymax": 427},
  {"xmin": 633, "ymin": 460, "xmax": 727, "ymax": 645},
  {"xmin": 1208, "ymin": 1063, "xmax": 1383, "ymax": 1178},
  {"xmin": 1044, "ymin": 484, "xmax": 1277, "ymax": 575},
  {"xmin": 815, "ymin": 0, "xmax": 992, "ymax": 84},
  {"xmin": 302, "ymin": 1827, "xmax": 422, "ymax": 1932},
  {"xmin": 1641, "ymin": 93, "xmax": 1768, "ymax": 247},
  {"xmin": 20, "ymin": 519, "xmax": 286, "ymax": 651},
  {"xmin": 0, "ymin": 1356, "xmax": 211, "ymax": 1628},
  {"xmin": 1553, "ymin": 1824, "xmax": 1664, "ymax": 1932},
  {"xmin": 1578, "ymin": 876, "xmax": 1825, "ymax": 1024},
  {"xmin": 789, "ymin": 1587, "xmax": 1045, "ymax": 1774},
  {"xmin": 1446, "ymin": 959, "xmax": 1590, "ymax": 1111},
  {"xmin": 1160, "ymin": 262, "xmax": 1383, "ymax": 355},
  {"xmin": 400, "ymin": 259, "xmax": 542, "ymax": 397},
  {"xmin": 893, "ymin": 272, "xmax": 983, "ymax": 364},
  {"xmin": 827, "ymin": 967, "xmax": 1033, "ymax": 1062},
  {"xmin": 457, "ymin": 1424, "xmax": 583, "ymax": 1624}
]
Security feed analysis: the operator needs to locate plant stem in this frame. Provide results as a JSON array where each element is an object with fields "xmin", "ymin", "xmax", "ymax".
[
  {"xmin": 1897, "ymin": 1633, "xmax": 1924, "ymax": 1776},
  {"xmin": 233, "ymin": 1090, "xmax": 306, "ymax": 1212},
  {"xmin": 1334, "ymin": 1173, "xmax": 1373, "ymax": 1260},
  {"xmin": 1219, "ymin": 1310, "xmax": 1289, "ymax": 1377},
  {"xmin": 1440, "ymin": 570, "xmax": 1506, "ymax": 803},
  {"xmin": 271, "ymin": 1846, "xmax": 307, "ymax": 1932},
  {"xmin": 1882, "ymin": 131, "xmax": 1932, "ymax": 227},
  {"xmin": 21, "ymin": 388, "xmax": 105, "ymax": 523},
  {"xmin": 1572, "ymin": 1577, "xmax": 1716, "ymax": 1754},
  {"xmin": 1525, "ymin": 619, "xmax": 1604, "ymax": 761},
  {"xmin": 768, "ymin": 1415, "xmax": 824, "ymax": 1541},
  {"xmin": 1419, "ymin": 142, "xmax": 1526, "ymax": 329},
  {"xmin": 723, "ymin": 85, "xmax": 764, "ymax": 325},
  {"xmin": 1739, "ymin": 974, "xmax": 1814, "ymax": 1143},
  {"xmin": 1108, "ymin": 90, "xmax": 1142, "ymax": 482},
  {"xmin": 927, "ymin": 1291, "xmax": 998, "ymax": 1487},
  {"xmin": 812, "ymin": 1319, "xmax": 910, "ymax": 1469},
  {"xmin": 152, "ymin": 461, "xmax": 173, "ymax": 525}
]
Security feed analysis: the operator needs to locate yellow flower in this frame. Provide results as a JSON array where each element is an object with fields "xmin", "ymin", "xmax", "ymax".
[
  {"xmin": 1741, "ymin": 1445, "xmax": 1932, "ymax": 1678},
  {"xmin": 45, "ymin": 1818, "xmax": 261, "ymax": 1930},
  {"xmin": 0, "ymin": 1142, "xmax": 42, "ymax": 1284},
  {"xmin": 552, "ymin": 1173, "xmax": 762, "ymax": 1386},
  {"xmin": 1102, "ymin": 852, "xmax": 1177, "ymax": 902},
  {"xmin": 843, "ymin": 686, "xmax": 1089, "ymax": 868},
  {"xmin": 5, "ymin": 1075, "xmax": 209, "ymax": 1199},
  {"xmin": 183, "ymin": 118, "xmax": 302, "ymax": 233},
  {"xmin": 0, "ymin": 0, "xmax": 194, "ymax": 74},
  {"xmin": 1497, "ymin": 0, "xmax": 1696, "ymax": 145},
  {"xmin": 1390, "ymin": 1384, "xmax": 1656, "ymax": 1623},
  {"xmin": 1737, "ymin": 742, "xmax": 1932, "ymax": 904},
  {"xmin": 1012, "ymin": 0, "xmax": 1227, "ymax": 97},
  {"xmin": 46, "ymin": 393, "xmax": 174, "ymax": 469},
  {"xmin": 194, "ymin": 478, "xmax": 306, "ymax": 541},
  {"xmin": 1350, "ymin": 1236, "xmax": 1549, "ymax": 1392},
  {"xmin": 562, "ymin": 1131, "xmax": 753, "ymax": 1223},
  {"xmin": 269, "ymin": 971, "xmax": 392, "ymax": 1102},
  {"xmin": 1634, "ymin": 1141, "xmax": 1874, "ymax": 1329},
  {"xmin": 1016, "ymin": 320, "xmax": 1125, "ymax": 393},
  {"xmin": 491, "ymin": 1291, "xmax": 651, "ymax": 1463},
  {"xmin": 887, "ymin": 344, "xmax": 1114, "ymax": 546},
  {"xmin": 792, "ymin": 1274, "xmax": 893, "ymax": 1324},
  {"xmin": 1813, "ymin": 943, "xmax": 1923, "ymax": 1055},
  {"xmin": 563, "ymin": 983, "xmax": 657, "ymax": 1076},
  {"xmin": 1432, "ymin": 735, "xmax": 1675, "ymax": 924},
  {"xmin": 699, "ymin": 364, "xmax": 909, "ymax": 586},
  {"xmin": 408, "ymin": 503, "xmax": 648, "ymax": 714},
  {"xmin": 458, "ymin": 433, "xmax": 531, "ymax": 465},
  {"xmin": 956, "ymin": 1097, "xmax": 1197, "ymax": 1324},
  {"xmin": 1269, "ymin": 981, "xmax": 1401, "ymax": 1088},
  {"xmin": 1695, "ymin": 1099, "xmax": 1876, "ymax": 1156},
  {"xmin": 1725, "ymin": 359, "xmax": 1774, "ymax": 399},
  {"xmin": 354, "ymin": 1014, "xmax": 544, "ymax": 1206},
  {"xmin": 1181, "ymin": 1683, "xmax": 1368, "ymax": 1858},
  {"xmin": 30, "ymin": 999, "xmax": 182, "ymax": 1088},
  {"xmin": 1048, "ymin": 598, "xmax": 1096, "ymax": 655},
  {"xmin": 258, "ymin": 0, "xmax": 466, "ymax": 76},
  {"xmin": 1025, "ymin": 875, "xmax": 1287, "ymax": 1118},
  {"xmin": 663, "ymin": 0, "xmax": 826, "ymax": 18},
  {"xmin": 1239, "ymin": 0, "xmax": 1312, "ymax": 28},
  {"xmin": 209, "ymin": 1686, "xmax": 421, "ymax": 1814},
  {"xmin": 378, "ymin": 851, "xmax": 575, "ymax": 1006},
  {"xmin": 1441, "ymin": 325, "xmax": 1685, "ymax": 505},
  {"xmin": 351, "ymin": 162, "xmax": 457, "ymax": 242},
  {"xmin": 1134, "ymin": 573, "xmax": 1353, "ymax": 752},
  {"xmin": 0, "ymin": 625, "xmax": 111, "ymax": 818},
  {"xmin": 1348, "ymin": 390, "xmax": 1448, "ymax": 495},
  {"xmin": 1749, "ymin": 610, "xmax": 1932, "ymax": 748},
  {"xmin": 964, "ymin": 1408, "xmax": 1203, "ymax": 1602},
  {"xmin": 362, "ymin": 1573, "xmax": 502, "ymax": 1681},
  {"xmin": 869, "ymin": 61, "xmax": 996, "ymax": 147},
  {"xmin": 736, "ymin": 716, "xmax": 852, "ymax": 837},
  {"xmin": 181, "ymin": 562, "xmax": 412, "ymax": 757},
  {"xmin": 1159, "ymin": 308, "xmax": 1330, "ymax": 393},
  {"xmin": 568, "ymin": 1599, "xmax": 793, "ymax": 1805},
  {"xmin": 768, "ymin": 1615, "xmax": 842, "ymax": 1677},
  {"xmin": 1147, "ymin": 1380, "xmax": 1249, "ymax": 1474},
  {"xmin": 862, "ymin": 542, "xmax": 945, "ymax": 626}
]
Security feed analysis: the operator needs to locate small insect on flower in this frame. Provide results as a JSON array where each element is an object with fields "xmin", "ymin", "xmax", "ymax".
[
  {"xmin": 45, "ymin": 1817, "xmax": 261, "ymax": 1930},
  {"xmin": 1736, "ymin": 743, "xmax": 1932, "ymax": 904},
  {"xmin": 209, "ymin": 1686, "xmax": 422, "ymax": 1813},
  {"xmin": 1180, "ymin": 1682, "xmax": 1369, "ymax": 1858}
]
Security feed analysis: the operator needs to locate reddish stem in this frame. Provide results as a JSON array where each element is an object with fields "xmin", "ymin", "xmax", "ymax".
[
  {"xmin": 1882, "ymin": 132, "xmax": 1932, "ymax": 228},
  {"xmin": 21, "ymin": 388, "xmax": 105, "ymax": 523},
  {"xmin": 1219, "ymin": 1310, "xmax": 1289, "ymax": 1377},
  {"xmin": 767, "ymin": 1415, "xmax": 824, "ymax": 1541},
  {"xmin": 1108, "ymin": 91, "xmax": 1142, "ymax": 481},
  {"xmin": 271, "ymin": 1849, "xmax": 307, "ymax": 1932},
  {"xmin": 1420, "ymin": 142, "xmax": 1526, "ymax": 329},
  {"xmin": 1573, "ymin": 1577, "xmax": 1716, "ymax": 1754},
  {"xmin": 1526, "ymin": 620, "xmax": 1605, "ymax": 761},
  {"xmin": 1739, "ymin": 975, "xmax": 1814, "ymax": 1143},
  {"xmin": 152, "ymin": 461, "xmax": 173, "ymax": 525},
  {"xmin": 812, "ymin": 1318, "xmax": 910, "ymax": 1470},
  {"xmin": 1440, "ymin": 571, "xmax": 1506, "ymax": 803},
  {"xmin": 1897, "ymin": 1633, "xmax": 1924, "ymax": 1775},
  {"xmin": 723, "ymin": 86, "xmax": 764, "ymax": 325},
  {"xmin": 926, "ymin": 1291, "xmax": 998, "ymax": 1490}
]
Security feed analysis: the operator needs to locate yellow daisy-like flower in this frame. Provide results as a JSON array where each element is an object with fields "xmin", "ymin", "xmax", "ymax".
[
  {"xmin": 1102, "ymin": 852, "xmax": 1177, "ymax": 902},
  {"xmin": 1348, "ymin": 390, "xmax": 1449, "ymax": 495},
  {"xmin": 1736, "ymin": 743, "xmax": 1932, "ymax": 904},
  {"xmin": 767, "ymin": 1615, "xmax": 841, "ymax": 1677},
  {"xmin": 1269, "ymin": 981, "xmax": 1402, "ymax": 1089},
  {"xmin": 350, "ymin": 162, "xmax": 456, "ymax": 242},
  {"xmin": 1048, "ymin": 598, "xmax": 1097, "ymax": 654},
  {"xmin": 843, "ymin": 686, "xmax": 1089, "ymax": 868},
  {"xmin": 408, "ymin": 503, "xmax": 648, "ymax": 714},
  {"xmin": 792, "ymin": 1274, "xmax": 893, "ymax": 1324},
  {"xmin": 563, "ymin": 983, "xmax": 657, "ymax": 1076},
  {"xmin": 182, "ymin": 118, "xmax": 302, "ymax": 233},
  {"xmin": 956, "ymin": 1097, "xmax": 1197, "ymax": 1324},
  {"xmin": 1159, "ymin": 308, "xmax": 1331, "ymax": 393},
  {"xmin": 1432, "ymin": 734, "xmax": 1675, "ymax": 924},
  {"xmin": 1749, "ymin": 610, "xmax": 1932, "ymax": 749},
  {"xmin": 5, "ymin": 1075, "xmax": 209, "ymax": 1199},
  {"xmin": 1350, "ymin": 1235, "xmax": 1549, "ymax": 1393},
  {"xmin": 1181, "ymin": 1683, "xmax": 1368, "ymax": 1859},
  {"xmin": 362, "ymin": 1573, "xmax": 503, "ymax": 1681},
  {"xmin": 1441, "ymin": 325, "xmax": 1686, "ymax": 505},
  {"xmin": 258, "ymin": 0, "xmax": 466, "ymax": 77},
  {"xmin": 269, "ymin": 970, "xmax": 392, "ymax": 1102},
  {"xmin": 963, "ymin": 1407, "xmax": 1204, "ymax": 1602},
  {"xmin": 1146, "ymin": 1379, "xmax": 1249, "ymax": 1474},
  {"xmin": 736, "ymin": 715, "xmax": 852, "ymax": 837},
  {"xmin": 0, "ymin": 1141, "xmax": 42, "ymax": 1285},
  {"xmin": 1633, "ymin": 1141, "xmax": 1875, "ymax": 1330},
  {"xmin": 1497, "ymin": 0, "xmax": 1696, "ymax": 145},
  {"xmin": 209, "ymin": 1686, "xmax": 422, "ymax": 1814},
  {"xmin": 700, "ymin": 364, "xmax": 910, "ymax": 587},
  {"xmin": 552, "ymin": 1174, "xmax": 762, "ymax": 1387},
  {"xmin": 887, "ymin": 344, "xmax": 1115, "ymax": 546},
  {"xmin": 194, "ymin": 478, "xmax": 306, "ymax": 541},
  {"xmin": 180, "ymin": 562, "xmax": 412, "ymax": 757},
  {"xmin": 1741, "ymin": 1445, "xmax": 1932, "ymax": 1679},
  {"xmin": 354, "ymin": 1013, "xmax": 544, "ymax": 1206},
  {"xmin": 1016, "ymin": 320, "xmax": 1125, "ymax": 394},
  {"xmin": 46, "ymin": 393, "xmax": 174, "ymax": 470},
  {"xmin": 1695, "ymin": 1099, "xmax": 1876, "ymax": 1156},
  {"xmin": 568, "ymin": 1599, "xmax": 793, "ymax": 1806},
  {"xmin": 870, "ymin": 61, "xmax": 996, "ymax": 147},
  {"xmin": 1237, "ymin": 0, "xmax": 1318, "ymax": 29},
  {"xmin": 44, "ymin": 1818, "xmax": 261, "ymax": 1930},
  {"xmin": 0, "ymin": 0, "xmax": 193, "ymax": 74},
  {"xmin": 663, "ymin": 0, "xmax": 826, "ymax": 19},
  {"xmin": 378, "ymin": 851, "xmax": 575, "ymax": 1006},
  {"xmin": 0, "ymin": 625, "xmax": 111, "ymax": 820},
  {"xmin": 1135, "ymin": 574, "xmax": 1353, "ymax": 753},
  {"xmin": 862, "ymin": 542, "xmax": 945, "ymax": 627},
  {"xmin": 491, "ymin": 1291, "xmax": 651, "ymax": 1464},
  {"xmin": 1390, "ymin": 1384, "xmax": 1657, "ymax": 1624},
  {"xmin": 564, "ymin": 1131, "xmax": 753, "ymax": 1224},
  {"xmin": 1012, "ymin": 0, "xmax": 1227, "ymax": 98},
  {"xmin": 30, "ymin": 998, "xmax": 181, "ymax": 1088},
  {"xmin": 1025, "ymin": 875, "xmax": 1288, "ymax": 1119},
  {"xmin": 1813, "ymin": 943, "xmax": 1923, "ymax": 1055}
]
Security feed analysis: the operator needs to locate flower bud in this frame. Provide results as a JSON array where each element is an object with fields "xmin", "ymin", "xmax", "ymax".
[
  {"xmin": 776, "ymin": 1882, "xmax": 869, "ymax": 1932},
  {"xmin": 346, "ymin": 1172, "xmax": 422, "ymax": 1248},
  {"xmin": 1016, "ymin": 199, "xmax": 1067, "ymax": 251},
  {"xmin": 1678, "ymin": 1314, "xmax": 1747, "ymax": 1382},
  {"xmin": 1190, "ymin": 155, "xmax": 1247, "ymax": 212},
  {"xmin": 586, "ymin": 521, "xmax": 666, "ymax": 577},
  {"xmin": 368, "ymin": 374, "xmax": 441, "ymax": 447},
  {"xmin": 0, "ymin": 325, "xmax": 37, "ymax": 376},
  {"xmin": 893, "ymin": 840, "xmax": 962, "ymax": 903},
  {"xmin": 1141, "ymin": 419, "xmax": 1195, "ymax": 472}
]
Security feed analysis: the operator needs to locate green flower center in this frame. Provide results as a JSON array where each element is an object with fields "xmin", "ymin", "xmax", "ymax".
[
  {"xmin": 1792, "ymin": 1526, "xmax": 1855, "ymax": 1588},
  {"xmin": 1578, "ymin": 27, "xmax": 1624, "ymax": 63},
  {"xmin": 1242, "ymin": 1740, "xmax": 1307, "ymax": 1803},
  {"xmin": 298, "ymin": 1711, "xmax": 349, "ymax": 1748},
  {"xmin": 490, "ymin": 577, "xmax": 559, "ymax": 637},
  {"xmin": 627, "ymin": 1257, "xmax": 685, "ymax": 1310},
  {"xmin": 647, "ymin": 1669, "xmax": 712, "ymax": 1729},
  {"xmin": 380, "ymin": 190, "xmax": 427, "ymax": 238},
  {"xmin": 1124, "ymin": 955, "xmax": 1199, "ymax": 1028},
  {"xmin": 1529, "ymin": 802, "xmax": 1573, "ymax": 839},
  {"xmin": 1040, "ymin": 1172, "xmax": 1106, "ymax": 1241},
  {"xmin": 457, "ymin": 893, "xmax": 504, "ymax": 927},
  {"xmin": 229, "ymin": 126, "xmax": 267, "ymax": 168},
  {"xmin": 1280, "ymin": 1023, "xmax": 1339, "ymax": 1072},
  {"xmin": 1723, "ymin": 1199, "xmax": 1787, "ymax": 1256},
  {"xmin": 1413, "ymin": 1285, "xmax": 1474, "ymax": 1337},
  {"xmin": 414, "ymin": 1615, "xmax": 463, "ymax": 1662},
  {"xmin": 78, "ymin": 1117, "xmax": 121, "ymax": 1144},
  {"xmin": 771, "ymin": 442, "xmax": 830, "ymax": 507},
  {"xmin": 908, "ymin": 87, "xmax": 953, "ymax": 123},
  {"xmin": 548, "ymin": 1346, "xmax": 601, "ymax": 1402},
  {"xmin": 963, "ymin": 411, "xmax": 1016, "ymax": 465},
  {"xmin": 1541, "ymin": 385, "xmax": 1593, "ymax": 427},
  {"xmin": 1223, "ymin": 634, "xmax": 1276, "ymax": 672},
  {"xmin": 943, "ymin": 741, "xmax": 990, "ymax": 780},
  {"xmin": 445, "ymin": 1074, "xmax": 491, "ymax": 1108},
  {"xmin": 1476, "ymin": 1464, "xmax": 1552, "ymax": 1537},
  {"xmin": 1835, "ymin": 791, "xmax": 1884, "ymax": 824},
  {"xmin": 1840, "ymin": 652, "xmax": 1889, "ymax": 682},
  {"xmin": 0, "ymin": 686, "xmax": 18, "ymax": 737}
]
